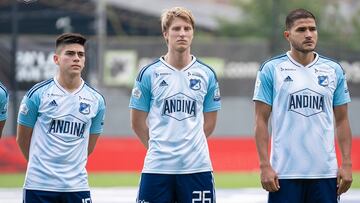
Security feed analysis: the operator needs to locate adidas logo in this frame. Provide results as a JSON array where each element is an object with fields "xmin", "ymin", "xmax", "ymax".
[
  {"xmin": 284, "ymin": 76, "xmax": 293, "ymax": 82},
  {"xmin": 49, "ymin": 100, "xmax": 58, "ymax": 106},
  {"xmin": 160, "ymin": 80, "xmax": 168, "ymax": 86}
]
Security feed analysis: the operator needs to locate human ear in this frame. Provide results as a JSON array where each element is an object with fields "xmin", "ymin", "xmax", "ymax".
[
  {"xmin": 163, "ymin": 31, "xmax": 169, "ymax": 43},
  {"xmin": 284, "ymin": 31, "xmax": 290, "ymax": 39},
  {"xmin": 53, "ymin": 54, "xmax": 60, "ymax": 65}
]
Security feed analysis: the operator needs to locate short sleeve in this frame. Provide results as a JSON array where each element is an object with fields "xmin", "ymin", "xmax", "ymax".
[
  {"xmin": 253, "ymin": 63, "xmax": 274, "ymax": 106},
  {"xmin": 333, "ymin": 66, "xmax": 351, "ymax": 106},
  {"xmin": 129, "ymin": 72, "xmax": 152, "ymax": 112},
  {"xmin": 90, "ymin": 97, "xmax": 106, "ymax": 134},
  {"xmin": 18, "ymin": 92, "xmax": 40, "ymax": 128},
  {"xmin": 203, "ymin": 73, "xmax": 221, "ymax": 112},
  {"xmin": 0, "ymin": 87, "xmax": 8, "ymax": 121}
]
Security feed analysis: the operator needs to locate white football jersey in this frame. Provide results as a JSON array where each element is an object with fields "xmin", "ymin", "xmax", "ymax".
[
  {"xmin": 18, "ymin": 77, "xmax": 106, "ymax": 192},
  {"xmin": 129, "ymin": 56, "xmax": 221, "ymax": 174},
  {"xmin": 0, "ymin": 82, "xmax": 8, "ymax": 121},
  {"xmin": 253, "ymin": 52, "xmax": 351, "ymax": 179}
]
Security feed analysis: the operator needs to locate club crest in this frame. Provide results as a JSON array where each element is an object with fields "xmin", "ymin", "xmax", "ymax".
[
  {"xmin": 318, "ymin": 75, "xmax": 329, "ymax": 87},
  {"xmin": 79, "ymin": 102, "xmax": 90, "ymax": 115},
  {"xmin": 189, "ymin": 79, "xmax": 201, "ymax": 90}
]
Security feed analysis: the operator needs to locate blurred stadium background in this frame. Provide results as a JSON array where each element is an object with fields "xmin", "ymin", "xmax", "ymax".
[{"xmin": 0, "ymin": 0, "xmax": 360, "ymax": 201}]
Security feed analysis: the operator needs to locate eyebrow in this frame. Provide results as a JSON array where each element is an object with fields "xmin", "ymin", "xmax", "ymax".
[
  {"xmin": 64, "ymin": 50, "xmax": 85, "ymax": 53},
  {"xmin": 295, "ymin": 25, "xmax": 316, "ymax": 29}
]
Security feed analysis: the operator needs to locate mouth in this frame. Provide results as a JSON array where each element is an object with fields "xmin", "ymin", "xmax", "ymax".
[
  {"xmin": 303, "ymin": 41, "xmax": 314, "ymax": 45},
  {"xmin": 71, "ymin": 65, "xmax": 81, "ymax": 69}
]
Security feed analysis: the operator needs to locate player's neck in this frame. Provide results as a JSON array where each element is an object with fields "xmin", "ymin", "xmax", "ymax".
[
  {"xmin": 164, "ymin": 50, "xmax": 192, "ymax": 70},
  {"xmin": 56, "ymin": 74, "xmax": 82, "ymax": 92},
  {"xmin": 289, "ymin": 50, "xmax": 315, "ymax": 66}
]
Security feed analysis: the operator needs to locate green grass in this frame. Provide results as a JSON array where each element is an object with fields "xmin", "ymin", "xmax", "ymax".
[
  {"xmin": 0, "ymin": 173, "xmax": 26, "ymax": 188},
  {"xmin": 87, "ymin": 172, "xmax": 262, "ymax": 188},
  {"xmin": 0, "ymin": 172, "xmax": 359, "ymax": 188},
  {"xmin": 215, "ymin": 172, "xmax": 261, "ymax": 188},
  {"xmin": 89, "ymin": 172, "xmax": 140, "ymax": 187}
]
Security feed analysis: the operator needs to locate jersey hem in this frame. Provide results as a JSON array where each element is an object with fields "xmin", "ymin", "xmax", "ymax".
[
  {"xmin": 253, "ymin": 97, "xmax": 272, "ymax": 106},
  {"xmin": 203, "ymin": 107, "xmax": 221, "ymax": 112},
  {"xmin": 142, "ymin": 167, "xmax": 213, "ymax": 174},
  {"xmin": 277, "ymin": 174, "xmax": 337, "ymax": 179},
  {"xmin": 129, "ymin": 105, "xmax": 149, "ymax": 112},
  {"xmin": 17, "ymin": 121, "xmax": 35, "ymax": 128},
  {"xmin": 23, "ymin": 186, "xmax": 90, "ymax": 192},
  {"xmin": 333, "ymin": 99, "xmax": 351, "ymax": 106},
  {"xmin": 90, "ymin": 131, "xmax": 102, "ymax": 135}
]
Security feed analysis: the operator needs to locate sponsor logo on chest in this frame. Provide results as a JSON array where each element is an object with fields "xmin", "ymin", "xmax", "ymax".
[
  {"xmin": 48, "ymin": 115, "xmax": 87, "ymax": 142},
  {"xmin": 162, "ymin": 93, "xmax": 196, "ymax": 121},
  {"xmin": 288, "ymin": 88, "xmax": 325, "ymax": 117}
]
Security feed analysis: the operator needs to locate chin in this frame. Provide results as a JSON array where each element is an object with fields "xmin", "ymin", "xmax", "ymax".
[
  {"xmin": 305, "ymin": 48, "xmax": 315, "ymax": 52},
  {"xmin": 69, "ymin": 70, "xmax": 82, "ymax": 76},
  {"xmin": 296, "ymin": 46, "xmax": 315, "ymax": 54},
  {"xmin": 305, "ymin": 45, "xmax": 316, "ymax": 51},
  {"xmin": 175, "ymin": 46, "xmax": 188, "ymax": 52}
]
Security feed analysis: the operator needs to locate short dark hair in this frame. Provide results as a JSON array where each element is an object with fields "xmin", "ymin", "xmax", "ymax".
[
  {"xmin": 285, "ymin": 8, "xmax": 316, "ymax": 30},
  {"xmin": 55, "ymin": 33, "xmax": 86, "ymax": 51}
]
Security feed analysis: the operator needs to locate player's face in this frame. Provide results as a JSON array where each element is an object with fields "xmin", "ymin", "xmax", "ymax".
[
  {"xmin": 163, "ymin": 17, "xmax": 194, "ymax": 53},
  {"xmin": 284, "ymin": 18, "xmax": 318, "ymax": 53},
  {"xmin": 54, "ymin": 43, "xmax": 85, "ymax": 77}
]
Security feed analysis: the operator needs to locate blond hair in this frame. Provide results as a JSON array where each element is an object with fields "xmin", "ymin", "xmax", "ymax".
[{"xmin": 161, "ymin": 7, "xmax": 195, "ymax": 33}]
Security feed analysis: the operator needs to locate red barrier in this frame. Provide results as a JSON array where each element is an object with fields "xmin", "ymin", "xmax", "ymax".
[
  {"xmin": 208, "ymin": 137, "xmax": 259, "ymax": 171},
  {"xmin": 1, "ymin": 136, "xmax": 360, "ymax": 172},
  {"xmin": 0, "ymin": 138, "xmax": 27, "ymax": 172},
  {"xmin": 87, "ymin": 137, "xmax": 146, "ymax": 172}
]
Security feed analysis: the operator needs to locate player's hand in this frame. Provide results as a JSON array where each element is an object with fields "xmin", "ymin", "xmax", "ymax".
[
  {"xmin": 260, "ymin": 165, "xmax": 280, "ymax": 192},
  {"xmin": 337, "ymin": 164, "xmax": 352, "ymax": 195}
]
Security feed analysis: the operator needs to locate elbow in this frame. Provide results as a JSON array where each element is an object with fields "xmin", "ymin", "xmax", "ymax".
[
  {"xmin": 15, "ymin": 132, "xmax": 25, "ymax": 147},
  {"xmin": 131, "ymin": 121, "xmax": 138, "ymax": 133},
  {"xmin": 131, "ymin": 119, "xmax": 145, "ymax": 135},
  {"xmin": 131, "ymin": 123, "xmax": 142, "ymax": 138},
  {"xmin": 204, "ymin": 126, "xmax": 215, "ymax": 138},
  {"xmin": 88, "ymin": 148, "xmax": 94, "ymax": 156},
  {"xmin": 15, "ymin": 134, "xmax": 21, "ymax": 146}
]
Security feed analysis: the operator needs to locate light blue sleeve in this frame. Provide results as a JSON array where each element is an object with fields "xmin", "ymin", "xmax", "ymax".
[
  {"xmin": 252, "ymin": 63, "xmax": 274, "ymax": 106},
  {"xmin": 17, "ymin": 91, "xmax": 40, "ymax": 128},
  {"xmin": 129, "ymin": 71, "xmax": 152, "ymax": 112},
  {"xmin": 90, "ymin": 96, "xmax": 106, "ymax": 134},
  {"xmin": 203, "ymin": 71, "xmax": 221, "ymax": 112},
  {"xmin": 0, "ymin": 86, "xmax": 8, "ymax": 121},
  {"xmin": 333, "ymin": 66, "xmax": 351, "ymax": 106}
]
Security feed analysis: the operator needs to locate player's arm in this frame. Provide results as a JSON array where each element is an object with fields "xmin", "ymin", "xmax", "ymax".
[
  {"xmin": 130, "ymin": 109, "xmax": 149, "ymax": 149},
  {"xmin": 254, "ymin": 101, "xmax": 279, "ymax": 192},
  {"xmin": 0, "ymin": 120, "xmax": 5, "ymax": 138},
  {"xmin": 16, "ymin": 124, "xmax": 33, "ymax": 161},
  {"xmin": 88, "ymin": 134, "xmax": 100, "ymax": 156},
  {"xmin": 204, "ymin": 111, "xmax": 217, "ymax": 138},
  {"xmin": 334, "ymin": 104, "xmax": 352, "ymax": 195}
]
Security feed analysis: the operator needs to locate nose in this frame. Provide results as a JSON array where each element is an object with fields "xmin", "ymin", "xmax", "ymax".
[
  {"xmin": 179, "ymin": 28, "xmax": 186, "ymax": 36},
  {"xmin": 305, "ymin": 29, "xmax": 313, "ymax": 38},
  {"xmin": 73, "ymin": 53, "xmax": 81, "ymax": 61}
]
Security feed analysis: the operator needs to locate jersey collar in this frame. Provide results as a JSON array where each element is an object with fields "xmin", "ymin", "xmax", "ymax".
[
  {"xmin": 159, "ymin": 55, "xmax": 197, "ymax": 71},
  {"xmin": 286, "ymin": 51, "xmax": 319, "ymax": 69},
  {"xmin": 54, "ymin": 77, "xmax": 84, "ymax": 95}
]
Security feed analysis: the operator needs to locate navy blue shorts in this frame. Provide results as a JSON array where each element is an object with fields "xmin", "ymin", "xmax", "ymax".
[
  {"xmin": 23, "ymin": 189, "xmax": 91, "ymax": 203},
  {"xmin": 137, "ymin": 172, "xmax": 216, "ymax": 203},
  {"xmin": 268, "ymin": 178, "xmax": 338, "ymax": 203}
]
